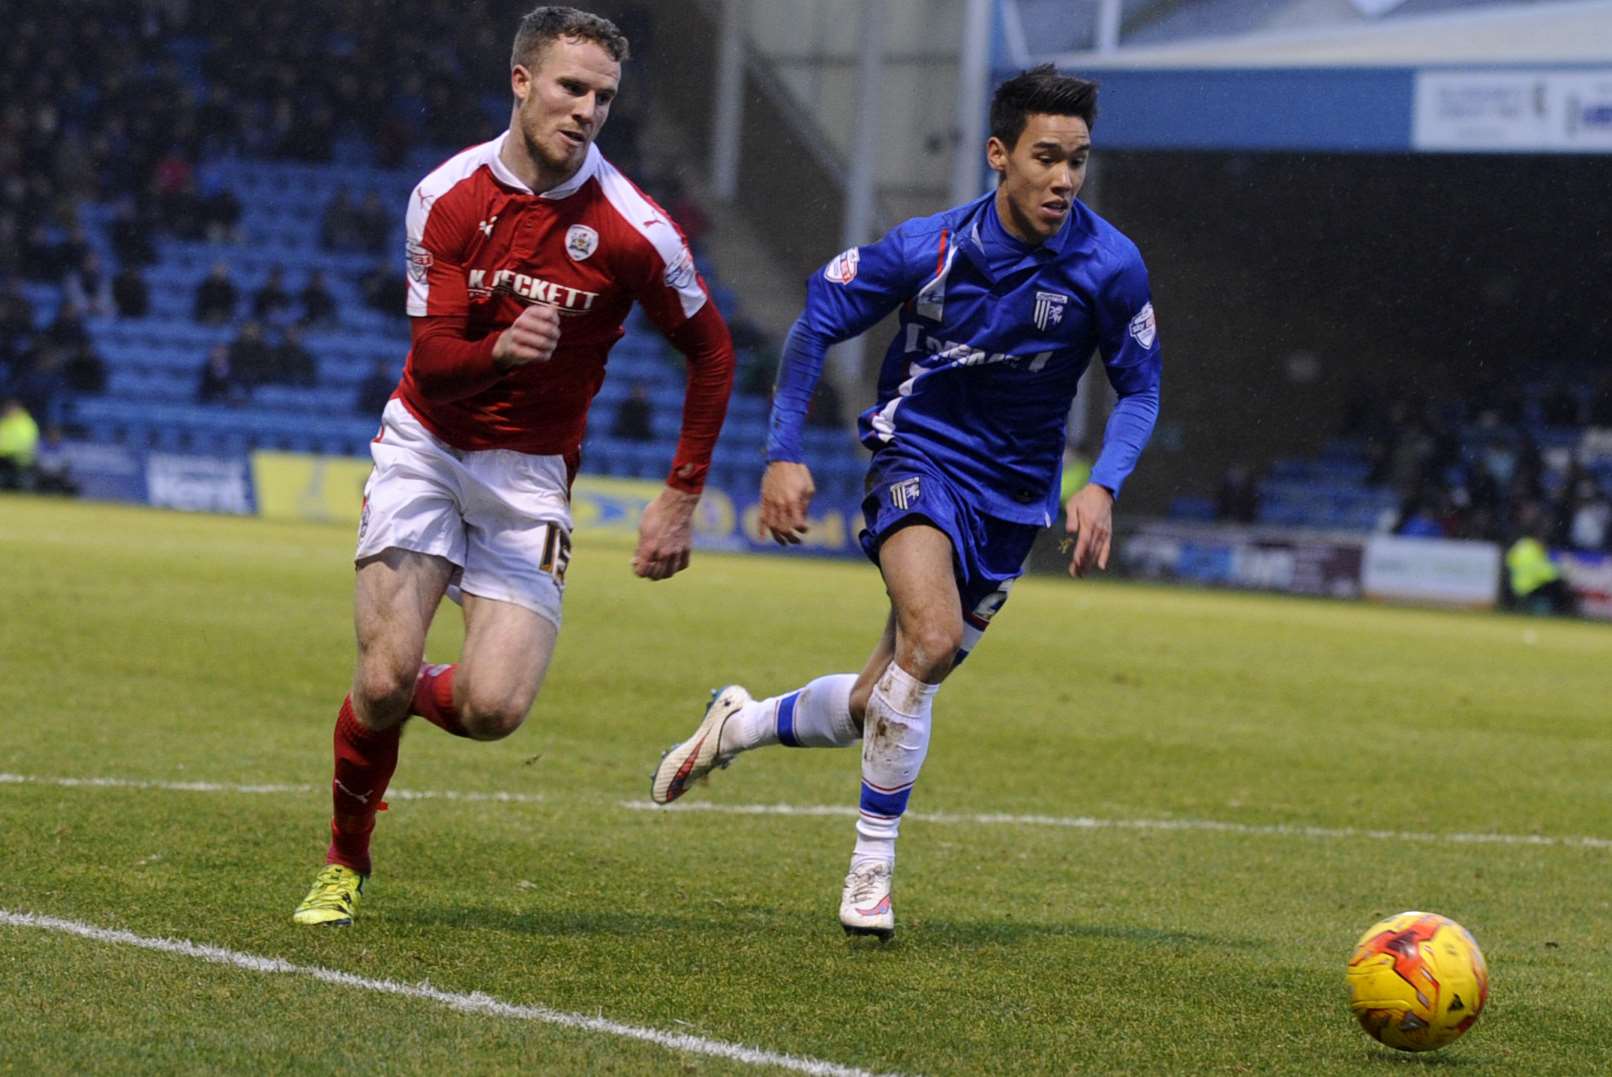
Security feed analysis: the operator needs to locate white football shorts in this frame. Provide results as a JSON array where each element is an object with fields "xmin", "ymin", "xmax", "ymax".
[{"xmin": 355, "ymin": 399, "xmax": 573, "ymax": 627}]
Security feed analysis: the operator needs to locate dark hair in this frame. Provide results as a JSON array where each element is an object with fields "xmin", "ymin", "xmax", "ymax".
[
  {"xmin": 511, "ymin": 6, "xmax": 630, "ymax": 71},
  {"xmin": 989, "ymin": 64, "xmax": 1098, "ymax": 150}
]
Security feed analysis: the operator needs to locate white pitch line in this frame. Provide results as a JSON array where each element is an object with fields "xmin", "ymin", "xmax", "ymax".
[
  {"xmin": 0, "ymin": 772, "xmax": 546, "ymax": 804},
  {"xmin": 0, "ymin": 910, "xmax": 895, "ymax": 1077},
  {"xmin": 624, "ymin": 800, "xmax": 1612, "ymax": 851},
  {"xmin": 8, "ymin": 770, "xmax": 1610, "ymax": 851}
]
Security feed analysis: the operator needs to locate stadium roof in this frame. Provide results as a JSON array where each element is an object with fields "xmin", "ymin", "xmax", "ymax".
[{"xmin": 1051, "ymin": 0, "xmax": 1612, "ymax": 67}]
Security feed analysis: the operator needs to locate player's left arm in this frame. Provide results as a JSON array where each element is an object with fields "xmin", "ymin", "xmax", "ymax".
[
  {"xmin": 623, "ymin": 224, "xmax": 737, "ymax": 581},
  {"xmin": 1068, "ymin": 249, "xmax": 1163, "ymax": 577}
]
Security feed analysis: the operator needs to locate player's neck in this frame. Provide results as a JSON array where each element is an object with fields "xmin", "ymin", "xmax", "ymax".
[
  {"xmin": 992, "ymin": 187, "xmax": 1048, "ymax": 248},
  {"xmin": 499, "ymin": 129, "xmax": 583, "ymax": 195}
]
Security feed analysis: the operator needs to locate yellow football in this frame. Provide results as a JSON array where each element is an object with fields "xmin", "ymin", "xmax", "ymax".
[{"xmin": 1346, "ymin": 911, "xmax": 1489, "ymax": 1051}]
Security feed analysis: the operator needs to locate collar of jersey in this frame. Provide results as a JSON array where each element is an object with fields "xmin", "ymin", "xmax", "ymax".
[
  {"xmin": 486, "ymin": 132, "xmax": 601, "ymax": 200},
  {"xmin": 958, "ymin": 192, "xmax": 1079, "ymax": 284}
]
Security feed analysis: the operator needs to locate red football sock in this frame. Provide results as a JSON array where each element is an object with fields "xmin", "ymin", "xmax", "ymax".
[
  {"xmin": 325, "ymin": 696, "xmax": 401, "ymax": 876},
  {"xmin": 412, "ymin": 662, "xmax": 470, "ymax": 737}
]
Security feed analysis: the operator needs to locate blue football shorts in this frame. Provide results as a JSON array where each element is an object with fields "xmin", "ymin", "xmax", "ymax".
[{"xmin": 858, "ymin": 447, "xmax": 1040, "ymax": 662}]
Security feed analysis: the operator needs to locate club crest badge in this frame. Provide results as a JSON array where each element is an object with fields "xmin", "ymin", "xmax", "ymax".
[
  {"xmin": 1128, "ymin": 302, "xmax": 1157, "ymax": 349},
  {"xmin": 889, "ymin": 477, "xmax": 921, "ymax": 510},
  {"xmin": 1033, "ymin": 291, "xmax": 1068, "ymax": 332},
  {"xmin": 565, "ymin": 224, "xmax": 599, "ymax": 261}
]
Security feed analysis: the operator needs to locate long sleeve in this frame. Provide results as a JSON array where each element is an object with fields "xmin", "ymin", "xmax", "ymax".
[
  {"xmin": 662, "ymin": 302, "xmax": 736, "ymax": 493},
  {"xmin": 766, "ymin": 224, "xmax": 932, "ymax": 462},
  {"xmin": 1088, "ymin": 251, "xmax": 1162, "ymax": 497},
  {"xmin": 406, "ymin": 317, "xmax": 504, "ymax": 403}
]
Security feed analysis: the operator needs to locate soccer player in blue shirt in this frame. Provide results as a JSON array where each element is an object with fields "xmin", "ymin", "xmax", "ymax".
[{"xmin": 651, "ymin": 66, "xmax": 1162, "ymax": 938}]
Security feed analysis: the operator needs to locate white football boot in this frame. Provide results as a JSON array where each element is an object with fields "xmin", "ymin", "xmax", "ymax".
[
  {"xmin": 839, "ymin": 861, "xmax": 895, "ymax": 940},
  {"xmin": 650, "ymin": 685, "xmax": 752, "ymax": 805}
]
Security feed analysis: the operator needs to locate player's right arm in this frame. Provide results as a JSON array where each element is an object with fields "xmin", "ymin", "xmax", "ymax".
[
  {"xmin": 761, "ymin": 222, "xmax": 933, "ymax": 544},
  {"xmin": 402, "ymin": 185, "xmax": 559, "ymax": 402}
]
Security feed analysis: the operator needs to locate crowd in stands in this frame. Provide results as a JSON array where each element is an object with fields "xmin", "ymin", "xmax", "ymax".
[
  {"xmin": 1201, "ymin": 368, "xmax": 1612, "ymax": 560},
  {"xmin": 1344, "ymin": 375, "xmax": 1612, "ymax": 554},
  {"xmin": 0, "ymin": 1, "xmax": 678, "ymax": 421},
  {"xmin": 0, "ymin": 0, "xmax": 844, "ymax": 506}
]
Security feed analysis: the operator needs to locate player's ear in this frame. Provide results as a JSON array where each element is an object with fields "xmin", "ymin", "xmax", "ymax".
[
  {"xmin": 511, "ymin": 64, "xmax": 531, "ymax": 105},
  {"xmin": 985, "ymin": 136, "xmax": 1009, "ymax": 176}
]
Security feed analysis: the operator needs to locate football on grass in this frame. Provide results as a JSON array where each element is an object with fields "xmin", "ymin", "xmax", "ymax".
[{"xmin": 1346, "ymin": 911, "xmax": 1488, "ymax": 1051}]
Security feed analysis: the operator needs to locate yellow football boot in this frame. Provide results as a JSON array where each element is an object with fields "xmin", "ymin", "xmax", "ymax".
[{"xmin": 292, "ymin": 864, "xmax": 366, "ymax": 926}]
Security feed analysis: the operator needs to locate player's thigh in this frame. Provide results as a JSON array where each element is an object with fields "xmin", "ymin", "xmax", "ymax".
[
  {"xmin": 877, "ymin": 523, "xmax": 965, "ymax": 679},
  {"xmin": 458, "ymin": 592, "xmax": 559, "ymax": 731},
  {"xmin": 352, "ymin": 549, "xmax": 456, "ymax": 708}
]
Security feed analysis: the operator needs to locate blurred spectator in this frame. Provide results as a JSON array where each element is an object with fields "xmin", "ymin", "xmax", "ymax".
[
  {"xmin": 300, "ymin": 269, "xmax": 338, "ymax": 327},
  {"xmin": 21, "ymin": 222, "xmax": 67, "ymax": 282},
  {"xmin": 199, "ymin": 181, "xmax": 242, "ymax": 244},
  {"xmin": 271, "ymin": 324, "xmax": 317, "ymax": 387},
  {"xmin": 253, "ymin": 265, "xmax": 294, "ymax": 321},
  {"xmin": 112, "ymin": 264, "xmax": 150, "ymax": 318},
  {"xmin": 1394, "ymin": 496, "xmax": 1446, "ymax": 538},
  {"xmin": 63, "ymin": 342, "xmax": 107, "ymax": 395},
  {"xmin": 194, "ymin": 262, "xmax": 238, "ymax": 324},
  {"xmin": 109, "ymin": 198, "xmax": 158, "ymax": 267},
  {"xmin": 611, "ymin": 382, "xmax": 655, "ymax": 441},
  {"xmin": 0, "ymin": 276, "xmax": 34, "ymax": 365},
  {"xmin": 197, "ymin": 343, "xmax": 245, "ymax": 404},
  {"xmin": 360, "ymin": 263, "xmax": 405, "ymax": 315},
  {"xmin": 225, "ymin": 321, "xmax": 274, "ymax": 388},
  {"xmin": 355, "ymin": 191, "xmax": 392, "ymax": 254},
  {"xmin": 1567, "ymin": 478, "xmax": 1611, "ymax": 552},
  {"xmin": 1215, "ymin": 463, "xmax": 1260, "ymax": 523},
  {"xmin": 32, "ymin": 425, "xmax": 78, "ymax": 496},
  {"xmin": 63, "ymin": 251, "xmax": 115, "ymax": 318},
  {"xmin": 44, "ymin": 304, "xmax": 90, "ymax": 353},
  {"xmin": 355, "ymin": 358, "xmax": 397, "ymax": 416},
  {"xmin": 161, "ymin": 176, "xmax": 207, "ymax": 241},
  {"xmin": 321, "ymin": 191, "xmax": 362, "ymax": 251},
  {"xmin": 0, "ymin": 397, "xmax": 39, "ymax": 489},
  {"xmin": 1505, "ymin": 511, "xmax": 1574, "ymax": 615}
]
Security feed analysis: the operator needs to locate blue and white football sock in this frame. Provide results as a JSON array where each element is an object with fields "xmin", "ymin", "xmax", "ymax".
[
  {"xmin": 721, "ymin": 673, "xmax": 858, "ymax": 753},
  {"xmin": 853, "ymin": 662, "xmax": 938, "ymax": 868}
]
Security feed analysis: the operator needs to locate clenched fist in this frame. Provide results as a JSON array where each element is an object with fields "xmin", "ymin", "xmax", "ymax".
[{"xmin": 493, "ymin": 303, "xmax": 561, "ymax": 369}]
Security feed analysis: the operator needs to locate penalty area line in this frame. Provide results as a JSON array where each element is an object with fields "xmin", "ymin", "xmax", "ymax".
[{"xmin": 0, "ymin": 910, "xmax": 897, "ymax": 1077}]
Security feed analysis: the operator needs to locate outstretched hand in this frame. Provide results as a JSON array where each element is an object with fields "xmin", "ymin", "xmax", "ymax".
[
  {"xmin": 758, "ymin": 461, "xmax": 815, "ymax": 545},
  {"xmin": 1064, "ymin": 483, "xmax": 1114, "ymax": 578},
  {"xmin": 633, "ymin": 487, "xmax": 699, "ymax": 580}
]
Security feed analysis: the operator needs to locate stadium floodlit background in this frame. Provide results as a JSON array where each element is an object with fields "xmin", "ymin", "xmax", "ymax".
[{"xmin": 3, "ymin": 1, "xmax": 1611, "ymax": 1073}]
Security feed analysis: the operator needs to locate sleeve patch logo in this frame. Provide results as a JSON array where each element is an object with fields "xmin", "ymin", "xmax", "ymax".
[
  {"xmin": 1128, "ymin": 302, "xmax": 1157, "ymax": 349},
  {"xmin": 663, "ymin": 246, "xmax": 696, "ymax": 290},
  {"xmin": 824, "ymin": 247, "xmax": 860, "ymax": 285},
  {"xmin": 565, "ymin": 224, "xmax": 599, "ymax": 261},
  {"xmin": 406, "ymin": 239, "xmax": 433, "ymax": 284}
]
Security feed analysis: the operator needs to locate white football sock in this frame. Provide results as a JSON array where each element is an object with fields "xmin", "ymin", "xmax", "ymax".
[
  {"xmin": 721, "ymin": 673, "xmax": 858, "ymax": 753},
  {"xmin": 853, "ymin": 662, "xmax": 938, "ymax": 867}
]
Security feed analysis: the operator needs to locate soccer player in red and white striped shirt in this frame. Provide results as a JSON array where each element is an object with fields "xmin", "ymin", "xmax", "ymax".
[{"xmin": 294, "ymin": 6, "xmax": 735, "ymax": 926}]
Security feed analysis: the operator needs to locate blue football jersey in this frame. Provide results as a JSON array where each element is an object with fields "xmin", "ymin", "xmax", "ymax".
[{"xmin": 768, "ymin": 192, "xmax": 1161, "ymax": 525}]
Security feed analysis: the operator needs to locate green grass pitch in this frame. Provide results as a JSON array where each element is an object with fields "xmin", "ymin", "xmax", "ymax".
[{"xmin": 3, "ymin": 494, "xmax": 1610, "ymax": 1074}]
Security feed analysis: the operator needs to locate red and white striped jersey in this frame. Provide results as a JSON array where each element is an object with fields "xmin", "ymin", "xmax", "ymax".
[{"xmin": 393, "ymin": 132, "xmax": 732, "ymax": 490}]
